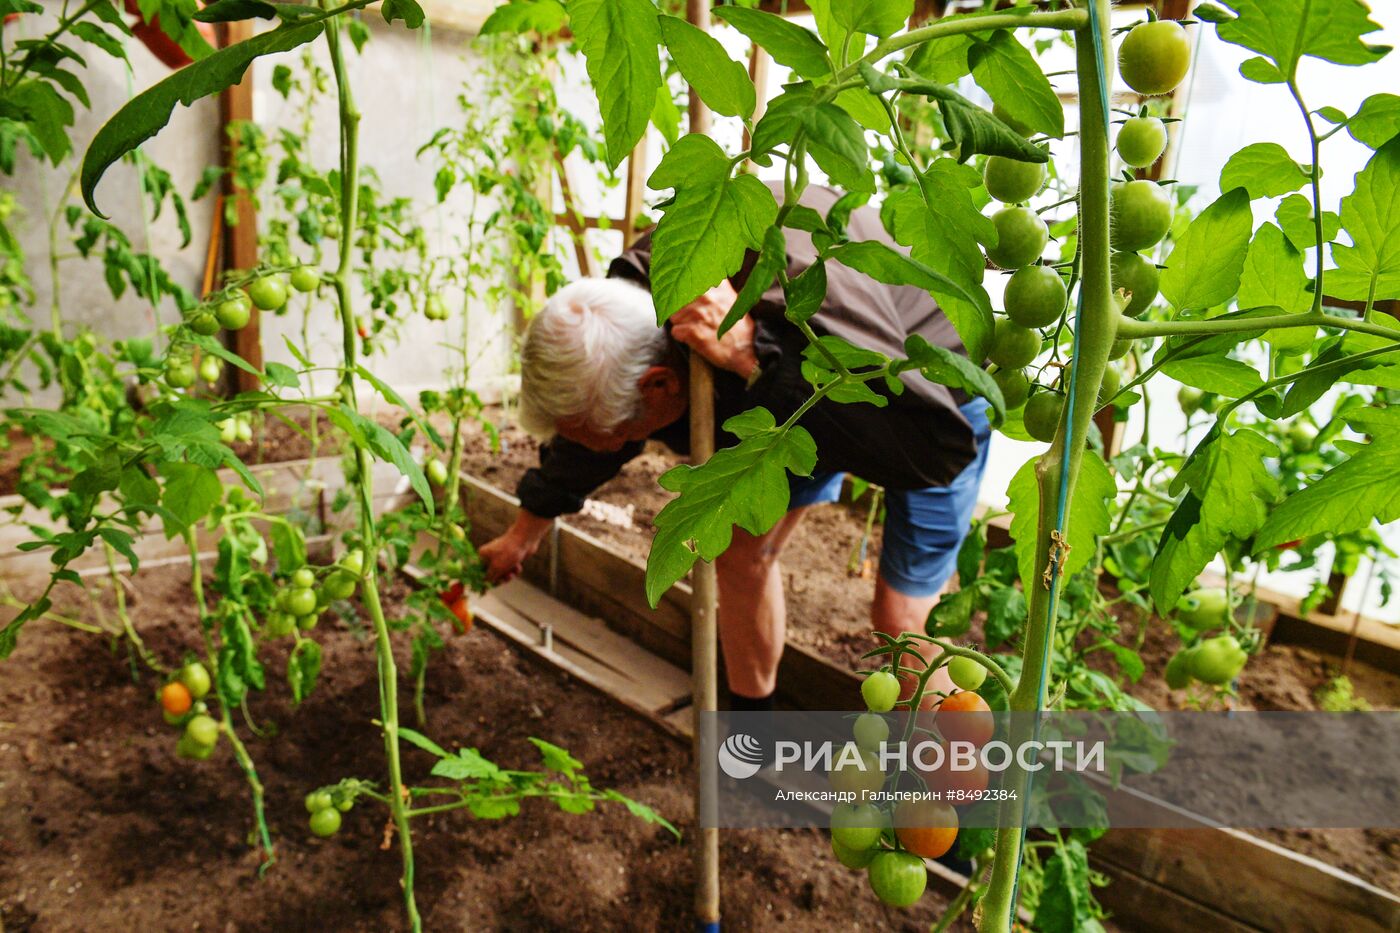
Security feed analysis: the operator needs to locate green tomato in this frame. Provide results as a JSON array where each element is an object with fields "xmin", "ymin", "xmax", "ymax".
[
  {"xmin": 830, "ymin": 802, "xmax": 884, "ymax": 852},
  {"xmin": 176, "ymin": 733, "xmax": 214, "ymax": 760},
  {"xmin": 305, "ymin": 790, "xmax": 335, "ymax": 813},
  {"xmin": 216, "ymin": 295, "xmax": 252, "ymax": 330},
  {"xmin": 1110, "ymin": 181, "xmax": 1173, "ymax": 252},
  {"xmin": 309, "ymin": 807, "xmax": 342, "ymax": 837},
  {"xmin": 1118, "ymin": 20, "xmax": 1192, "ymax": 96},
  {"xmin": 163, "ymin": 708, "xmax": 190, "ymax": 727},
  {"xmin": 424, "ymin": 294, "xmax": 448, "ymax": 321},
  {"xmin": 290, "ymin": 265, "xmax": 320, "ymax": 293},
  {"xmin": 986, "ymin": 206, "xmax": 1048, "ymax": 270},
  {"xmin": 198, "ymin": 355, "xmax": 222, "ymax": 384},
  {"xmin": 219, "ymin": 419, "xmax": 238, "ymax": 444},
  {"xmin": 1109, "ymin": 251, "xmax": 1160, "ymax": 318},
  {"xmin": 296, "ymin": 612, "xmax": 319, "ymax": 632},
  {"xmin": 867, "ymin": 851, "xmax": 927, "ymax": 908},
  {"xmin": 861, "ymin": 670, "xmax": 901, "ymax": 713},
  {"xmin": 179, "ymin": 662, "xmax": 211, "ymax": 699},
  {"xmin": 947, "ymin": 656, "xmax": 987, "ymax": 692},
  {"xmin": 1190, "ymin": 634, "xmax": 1247, "ymax": 686},
  {"xmin": 988, "ymin": 319, "xmax": 1041, "ymax": 371},
  {"xmin": 292, "ymin": 567, "xmax": 317, "ymax": 589},
  {"xmin": 246, "ymin": 274, "xmax": 289, "ymax": 312},
  {"xmin": 164, "ymin": 360, "xmax": 196, "ymax": 389},
  {"xmin": 1098, "ymin": 362, "xmax": 1123, "ymax": 407},
  {"xmin": 832, "ymin": 837, "xmax": 877, "ymax": 870},
  {"xmin": 1178, "ymin": 588, "xmax": 1231, "ymax": 631},
  {"xmin": 992, "ymin": 368, "xmax": 1031, "ymax": 410},
  {"xmin": 184, "ymin": 714, "xmax": 220, "ymax": 748},
  {"xmin": 828, "ymin": 749, "xmax": 886, "ymax": 799},
  {"xmin": 983, "ymin": 156, "xmax": 1046, "ymax": 204},
  {"xmin": 1003, "ymin": 265, "xmax": 1066, "ymax": 329},
  {"xmin": 264, "ymin": 612, "xmax": 296, "ymax": 638},
  {"xmin": 1178, "ymin": 385, "xmax": 1205, "ymax": 414},
  {"xmin": 852, "ymin": 712, "xmax": 889, "ymax": 751},
  {"xmin": 339, "ymin": 548, "xmax": 365, "ymax": 576},
  {"xmin": 236, "ymin": 418, "xmax": 253, "ymax": 443},
  {"xmin": 285, "ymin": 587, "xmax": 317, "ymax": 617},
  {"xmin": 1108, "ymin": 338, "xmax": 1132, "ymax": 361},
  {"xmin": 188, "ymin": 310, "xmax": 220, "ymax": 336},
  {"xmin": 324, "ymin": 569, "xmax": 358, "ymax": 601},
  {"xmin": 1117, "ymin": 116, "xmax": 1168, "ymax": 168},
  {"xmin": 426, "ymin": 458, "xmax": 449, "ymax": 486},
  {"xmin": 1164, "ymin": 649, "xmax": 1196, "ymax": 690},
  {"xmin": 1023, "ymin": 392, "xmax": 1064, "ymax": 443},
  {"xmin": 1288, "ymin": 421, "xmax": 1318, "ymax": 453}
]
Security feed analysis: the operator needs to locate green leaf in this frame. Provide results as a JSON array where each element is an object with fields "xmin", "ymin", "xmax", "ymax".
[
  {"xmin": 3, "ymin": 80, "xmax": 75, "ymax": 165},
  {"xmin": 907, "ymin": 31, "xmax": 973, "ymax": 84},
  {"xmin": 159, "ymin": 462, "xmax": 222, "ymax": 538},
  {"xmin": 328, "ymin": 407, "xmax": 433, "ymax": 513},
  {"xmin": 983, "ymin": 583, "xmax": 1026, "ymax": 650},
  {"xmin": 479, "ymin": 0, "xmax": 566, "ymax": 36},
  {"xmin": 287, "ymin": 639, "xmax": 322, "ymax": 704},
  {"xmin": 925, "ymin": 586, "xmax": 974, "ymax": 637},
  {"xmin": 1348, "ymin": 93, "xmax": 1400, "ymax": 149},
  {"xmin": 658, "ymin": 15, "xmax": 753, "ymax": 119},
  {"xmin": 381, "ymin": 0, "xmax": 425, "ymax": 28},
  {"xmin": 70, "ymin": 21, "xmax": 127, "ymax": 59},
  {"xmin": 398, "ymin": 726, "xmax": 450, "ymax": 759},
  {"xmin": 264, "ymin": 361, "xmax": 299, "ymax": 388},
  {"xmin": 1238, "ymin": 56, "xmax": 1286, "ymax": 84},
  {"xmin": 268, "ymin": 521, "xmax": 306, "ymax": 571},
  {"xmin": 1149, "ymin": 429, "xmax": 1280, "ymax": 610},
  {"xmin": 1160, "ymin": 355, "xmax": 1264, "ymax": 397},
  {"xmin": 827, "ymin": 239, "xmax": 993, "ymax": 362},
  {"xmin": 647, "ymin": 133, "xmax": 778, "ymax": 320},
  {"xmin": 1160, "ymin": 188, "xmax": 1252, "ymax": 312},
  {"xmin": 1239, "ymin": 222, "xmax": 1311, "ymax": 315},
  {"xmin": 1209, "ymin": 0, "xmax": 1388, "ymax": 81},
  {"xmin": 900, "ymin": 334, "xmax": 1005, "ymax": 426},
  {"xmin": 354, "ymin": 364, "xmax": 445, "ymax": 449},
  {"xmin": 194, "ymin": 0, "xmax": 278, "ymax": 22},
  {"xmin": 650, "ymin": 84, "xmax": 681, "ymax": 146},
  {"xmin": 81, "ymin": 21, "xmax": 324, "ymax": 216},
  {"xmin": 433, "ymin": 747, "xmax": 502, "ymax": 781},
  {"xmin": 1275, "ymin": 192, "xmax": 1339, "ymax": 253},
  {"xmin": 1006, "ymin": 449, "xmax": 1115, "ymax": 593},
  {"xmin": 530, "ymin": 737, "xmax": 583, "ymax": 775},
  {"xmin": 569, "ymin": 0, "xmax": 662, "ymax": 169},
  {"xmin": 1255, "ymin": 407, "xmax": 1400, "ymax": 551},
  {"xmin": 1328, "ymin": 136, "xmax": 1400, "ymax": 302},
  {"xmin": 881, "ymin": 161, "xmax": 993, "ymax": 298},
  {"xmin": 1033, "ymin": 839, "xmax": 1095, "ymax": 933},
  {"xmin": 783, "ymin": 260, "xmax": 826, "ymax": 326},
  {"xmin": 1219, "ymin": 142, "xmax": 1307, "ymax": 198},
  {"xmin": 968, "ymin": 30, "xmax": 1064, "ymax": 139},
  {"xmin": 829, "ymin": 0, "xmax": 911, "ymax": 39},
  {"xmin": 720, "ymin": 225, "xmax": 784, "ymax": 338},
  {"xmin": 646, "ymin": 408, "xmax": 817, "ymax": 606},
  {"xmin": 602, "ymin": 788, "xmax": 681, "ymax": 838},
  {"xmin": 751, "ymin": 83, "xmax": 873, "ymax": 193},
  {"xmin": 713, "ymin": 7, "xmax": 830, "ymax": 79}
]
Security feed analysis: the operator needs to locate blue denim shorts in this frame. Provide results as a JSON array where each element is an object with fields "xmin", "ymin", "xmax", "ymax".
[{"xmin": 787, "ymin": 399, "xmax": 992, "ymax": 597}]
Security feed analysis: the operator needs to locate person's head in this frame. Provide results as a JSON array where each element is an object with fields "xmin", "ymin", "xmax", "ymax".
[{"xmin": 519, "ymin": 278, "xmax": 687, "ymax": 452}]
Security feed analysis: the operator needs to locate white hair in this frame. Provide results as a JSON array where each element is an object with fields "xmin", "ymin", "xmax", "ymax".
[{"xmin": 518, "ymin": 278, "xmax": 668, "ymax": 438}]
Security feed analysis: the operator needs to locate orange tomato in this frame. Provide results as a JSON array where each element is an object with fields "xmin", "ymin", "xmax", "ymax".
[
  {"xmin": 934, "ymin": 690, "xmax": 995, "ymax": 747},
  {"xmin": 448, "ymin": 595, "xmax": 473, "ymax": 633},
  {"xmin": 159, "ymin": 681, "xmax": 193, "ymax": 716},
  {"xmin": 893, "ymin": 799, "xmax": 959, "ymax": 860}
]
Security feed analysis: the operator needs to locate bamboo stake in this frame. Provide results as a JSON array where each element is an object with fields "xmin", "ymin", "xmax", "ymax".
[{"xmin": 685, "ymin": 1, "xmax": 721, "ymax": 928}]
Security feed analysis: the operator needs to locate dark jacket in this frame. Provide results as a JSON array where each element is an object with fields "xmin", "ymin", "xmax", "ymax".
[{"xmin": 516, "ymin": 184, "xmax": 981, "ymax": 519}]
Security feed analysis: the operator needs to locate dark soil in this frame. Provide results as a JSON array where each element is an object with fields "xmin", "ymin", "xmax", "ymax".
[
  {"xmin": 456, "ymin": 415, "xmax": 1400, "ymax": 894},
  {"xmin": 0, "ymin": 564, "xmax": 972, "ymax": 932}
]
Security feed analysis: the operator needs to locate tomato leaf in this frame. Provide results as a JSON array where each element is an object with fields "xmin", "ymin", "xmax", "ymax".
[
  {"xmin": 530, "ymin": 737, "xmax": 583, "ymax": 776},
  {"xmin": 907, "ymin": 31, "xmax": 973, "ymax": 84},
  {"xmin": 159, "ymin": 462, "xmax": 222, "ymax": 538},
  {"xmin": 828, "ymin": 0, "xmax": 912, "ymax": 39},
  {"xmin": 1160, "ymin": 187, "xmax": 1252, "ymax": 312},
  {"xmin": 328, "ymin": 407, "xmax": 433, "ymax": 514},
  {"xmin": 1149, "ymin": 429, "xmax": 1281, "ymax": 611},
  {"xmin": 1254, "ymin": 407, "xmax": 1400, "ymax": 551},
  {"xmin": 646, "ymin": 408, "xmax": 817, "ymax": 606},
  {"xmin": 881, "ymin": 161, "xmax": 993, "ymax": 302},
  {"xmin": 1239, "ymin": 222, "xmax": 1311, "ymax": 315},
  {"xmin": 381, "ymin": 0, "xmax": 424, "ymax": 28},
  {"xmin": 569, "ymin": 0, "xmax": 662, "ymax": 169},
  {"xmin": 714, "ymin": 7, "xmax": 830, "ymax": 79},
  {"xmin": 398, "ymin": 726, "xmax": 450, "ymax": 759},
  {"xmin": 720, "ymin": 226, "xmax": 785, "ymax": 338},
  {"xmin": 1034, "ymin": 838, "xmax": 1096, "ymax": 933},
  {"xmin": 478, "ymin": 0, "xmax": 566, "ymax": 37},
  {"xmin": 1219, "ymin": 142, "xmax": 1308, "ymax": 198},
  {"xmin": 81, "ymin": 21, "xmax": 324, "ymax": 216},
  {"xmin": 967, "ymin": 30, "xmax": 1064, "ymax": 139},
  {"xmin": 1160, "ymin": 355, "xmax": 1264, "ymax": 397},
  {"xmin": 647, "ymin": 133, "xmax": 778, "ymax": 320},
  {"xmin": 1275, "ymin": 192, "xmax": 1339, "ymax": 252},
  {"xmin": 1348, "ymin": 93, "xmax": 1400, "ymax": 150},
  {"xmin": 752, "ymin": 83, "xmax": 874, "ymax": 193},
  {"xmin": 287, "ymin": 639, "xmax": 322, "ymax": 704},
  {"xmin": 1206, "ymin": 0, "xmax": 1388, "ymax": 82},
  {"xmin": 1006, "ymin": 449, "xmax": 1115, "ymax": 594},
  {"xmin": 828, "ymin": 239, "xmax": 993, "ymax": 362},
  {"xmin": 1328, "ymin": 135, "xmax": 1400, "ymax": 302},
  {"xmin": 658, "ymin": 15, "xmax": 753, "ymax": 120},
  {"xmin": 899, "ymin": 334, "xmax": 1006, "ymax": 427}
]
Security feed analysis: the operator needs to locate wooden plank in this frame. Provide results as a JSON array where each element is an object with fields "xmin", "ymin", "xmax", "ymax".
[
  {"xmin": 1090, "ymin": 853, "xmax": 1262, "ymax": 933},
  {"xmin": 218, "ymin": 19, "xmax": 261, "ymax": 393}
]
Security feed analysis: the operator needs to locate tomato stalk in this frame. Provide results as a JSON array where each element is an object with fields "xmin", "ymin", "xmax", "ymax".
[
  {"xmin": 321, "ymin": 11, "xmax": 420, "ymax": 930},
  {"xmin": 181, "ymin": 529, "xmax": 275, "ymax": 869},
  {"xmin": 977, "ymin": 3, "xmax": 1115, "ymax": 929}
]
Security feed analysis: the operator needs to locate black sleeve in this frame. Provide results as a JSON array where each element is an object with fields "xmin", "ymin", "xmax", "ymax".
[{"xmin": 515, "ymin": 436, "xmax": 645, "ymax": 519}]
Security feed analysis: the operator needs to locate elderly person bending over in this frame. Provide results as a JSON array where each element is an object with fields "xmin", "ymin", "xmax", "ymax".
[{"xmin": 480, "ymin": 185, "xmax": 990, "ymax": 711}]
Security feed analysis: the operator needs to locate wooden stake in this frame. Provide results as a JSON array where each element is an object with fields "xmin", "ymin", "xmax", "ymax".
[
  {"xmin": 218, "ymin": 20, "xmax": 261, "ymax": 393},
  {"xmin": 686, "ymin": 2, "xmax": 720, "ymax": 928},
  {"xmin": 622, "ymin": 136, "xmax": 648, "ymax": 249}
]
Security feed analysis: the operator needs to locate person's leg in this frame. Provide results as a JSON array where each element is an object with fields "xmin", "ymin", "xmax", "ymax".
[{"xmin": 715, "ymin": 507, "xmax": 812, "ymax": 702}]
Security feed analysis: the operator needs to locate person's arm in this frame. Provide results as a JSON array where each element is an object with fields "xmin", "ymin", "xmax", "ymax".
[{"xmin": 479, "ymin": 510, "xmax": 553, "ymax": 584}]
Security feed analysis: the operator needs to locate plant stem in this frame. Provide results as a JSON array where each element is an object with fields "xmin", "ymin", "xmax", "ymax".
[
  {"xmin": 1115, "ymin": 308, "xmax": 1400, "ymax": 343},
  {"xmin": 978, "ymin": 4, "xmax": 1114, "ymax": 929},
  {"xmin": 322, "ymin": 12, "xmax": 419, "ymax": 930}
]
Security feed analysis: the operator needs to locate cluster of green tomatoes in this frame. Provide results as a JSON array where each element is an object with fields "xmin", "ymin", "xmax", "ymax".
[
  {"xmin": 1167, "ymin": 588, "xmax": 1251, "ymax": 690},
  {"xmin": 156, "ymin": 662, "xmax": 220, "ymax": 760},
  {"xmin": 264, "ymin": 550, "xmax": 364, "ymax": 638},
  {"xmin": 304, "ymin": 785, "xmax": 354, "ymax": 838},
  {"xmin": 981, "ymin": 17, "xmax": 1191, "ymax": 443}
]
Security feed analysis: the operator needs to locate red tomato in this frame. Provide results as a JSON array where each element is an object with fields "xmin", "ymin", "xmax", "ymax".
[
  {"xmin": 448, "ymin": 595, "xmax": 473, "ymax": 633},
  {"xmin": 934, "ymin": 690, "xmax": 995, "ymax": 747},
  {"xmin": 439, "ymin": 581, "xmax": 465, "ymax": 606},
  {"xmin": 123, "ymin": 0, "xmax": 216, "ymax": 69},
  {"xmin": 893, "ymin": 799, "xmax": 959, "ymax": 860},
  {"xmin": 159, "ymin": 681, "xmax": 193, "ymax": 716}
]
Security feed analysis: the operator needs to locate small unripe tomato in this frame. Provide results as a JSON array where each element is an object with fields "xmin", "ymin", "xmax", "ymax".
[
  {"xmin": 290, "ymin": 265, "xmax": 320, "ymax": 292},
  {"xmin": 216, "ymin": 295, "xmax": 252, "ymax": 331}
]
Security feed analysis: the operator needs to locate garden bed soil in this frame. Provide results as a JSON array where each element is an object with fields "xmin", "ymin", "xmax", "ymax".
[
  {"xmin": 456, "ymin": 416, "xmax": 1400, "ymax": 894},
  {"xmin": 0, "ymin": 564, "xmax": 973, "ymax": 932}
]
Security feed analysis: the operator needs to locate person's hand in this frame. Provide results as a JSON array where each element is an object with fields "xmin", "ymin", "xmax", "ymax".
[
  {"xmin": 670, "ymin": 280, "xmax": 759, "ymax": 379},
  {"xmin": 479, "ymin": 511, "xmax": 552, "ymax": 583}
]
